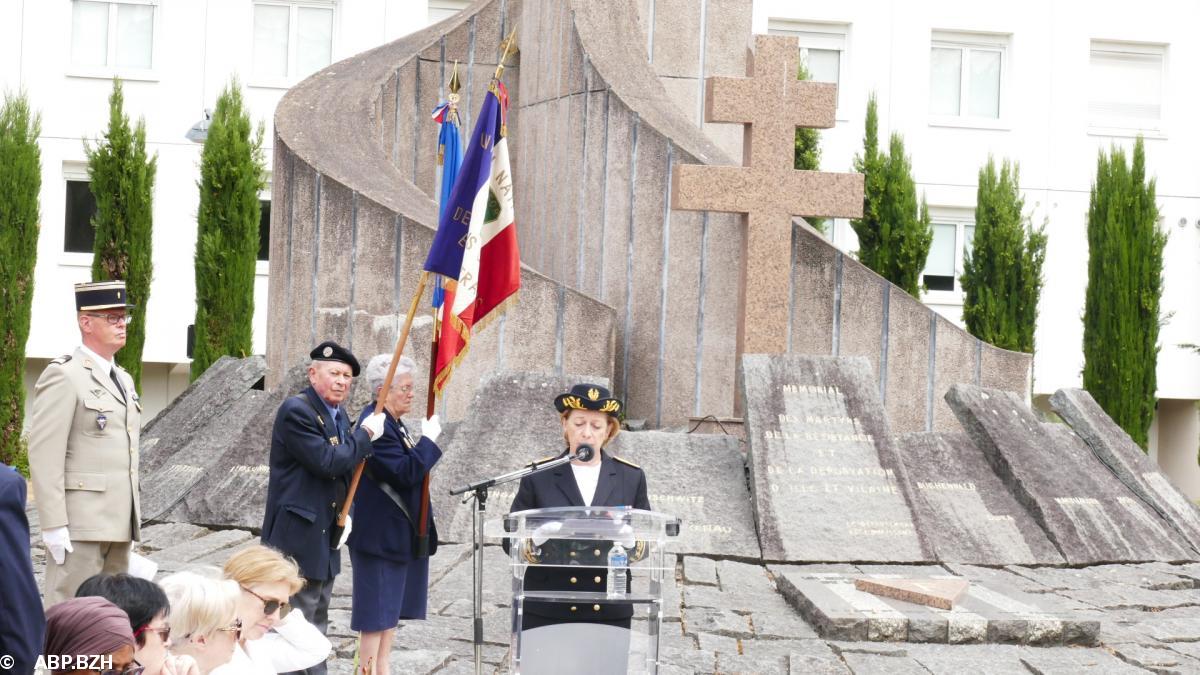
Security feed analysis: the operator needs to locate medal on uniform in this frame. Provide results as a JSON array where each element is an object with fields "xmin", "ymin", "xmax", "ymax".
[
  {"xmin": 329, "ymin": 436, "xmax": 339, "ymax": 446},
  {"xmin": 96, "ymin": 412, "xmax": 107, "ymax": 431},
  {"xmin": 400, "ymin": 426, "xmax": 415, "ymax": 449}
]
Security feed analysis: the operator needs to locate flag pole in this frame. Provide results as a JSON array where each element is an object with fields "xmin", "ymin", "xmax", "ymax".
[
  {"xmin": 413, "ymin": 286, "xmax": 440, "ymax": 558},
  {"xmin": 334, "ymin": 270, "xmax": 430, "ymax": 544}
]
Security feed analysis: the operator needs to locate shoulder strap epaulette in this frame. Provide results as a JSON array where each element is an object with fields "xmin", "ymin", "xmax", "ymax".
[
  {"xmin": 49, "ymin": 354, "xmax": 72, "ymax": 366},
  {"xmin": 613, "ymin": 455, "xmax": 640, "ymax": 469}
]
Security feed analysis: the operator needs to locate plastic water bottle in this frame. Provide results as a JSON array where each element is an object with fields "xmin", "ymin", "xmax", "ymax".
[{"xmin": 606, "ymin": 542, "xmax": 628, "ymax": 598}]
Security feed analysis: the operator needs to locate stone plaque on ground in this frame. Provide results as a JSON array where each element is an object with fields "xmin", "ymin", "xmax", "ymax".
[
  {"xmin": 432, "ymin": 371, "xmax": 611, "ymax": 543},
  {"xmin": 854, "ymin": 577, "xmax": 969, "ymax": 610},
  {"xmin": 772, "ymin": 565, "xmax": 1100, "ymax": 646},
  {"xmin": 1050, "ymin": 388, "xmax": 1200, "ymax": 554},
  {"xmin": 741, "ymin": 354, "xmax": 930, "ymax": 562},
  {"xmin": 896, "ymin": 433, "xmax": 1064, "ymax": 565},
  {"xmin": 946, "ymin": 384, "xmax": 1195, "ymax": 564},
  {"xmin": 609, "ymin": 432, "xmax": 760, "ymax": 558}
]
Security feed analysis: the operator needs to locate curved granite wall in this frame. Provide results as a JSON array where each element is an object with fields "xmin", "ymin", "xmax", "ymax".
[{"xmin": 268, "ymin": 0, "xmax": 1031, "ymax": 430}]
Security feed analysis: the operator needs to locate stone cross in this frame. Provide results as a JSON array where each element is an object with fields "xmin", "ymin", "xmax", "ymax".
[{"xmin": 671, "ymin": 34, "xmax": 863, "ymax": 355}]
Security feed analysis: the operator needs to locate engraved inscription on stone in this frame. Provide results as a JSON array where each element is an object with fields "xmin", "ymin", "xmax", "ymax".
[{"xmin": 742, "ymin": 355, "xmax": 928, "ymax": 562}]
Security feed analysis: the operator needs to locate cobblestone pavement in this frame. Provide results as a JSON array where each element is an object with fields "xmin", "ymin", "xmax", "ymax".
[{"xmin": 27, "ymin": 509, "xmax": 1200, "ymax": 674}]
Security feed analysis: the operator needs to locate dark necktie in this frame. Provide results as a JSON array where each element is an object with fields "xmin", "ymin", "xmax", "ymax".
[{"xmin": 109, "ymin": 368, "xmax": 126, "ymax": 401}]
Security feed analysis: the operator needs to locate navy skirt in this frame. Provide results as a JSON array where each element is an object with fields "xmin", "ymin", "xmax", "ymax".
[{"xmin": 350, "ymin": 548, "xmax": 430, "ymax": 631}]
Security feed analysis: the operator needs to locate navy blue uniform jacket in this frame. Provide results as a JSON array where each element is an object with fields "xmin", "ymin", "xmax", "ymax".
[
  {"xmin": 0, "ymin": 465, "xmax": 45, "ymax": 674},
  {"xmin": 262, "ymin": 386, "xmax": 372, "ymax": 580},
  {"xmin": 347, "ymin": 404, "xmax": 441, "ymax": 561},
  {"xmin": 507, "ymin": 450, "xmax": 650, "ymax": 624}
]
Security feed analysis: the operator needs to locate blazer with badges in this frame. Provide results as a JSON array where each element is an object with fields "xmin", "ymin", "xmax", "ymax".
[
  {"xmin": 506, "ymin": 450, "xmax": 651, "ymax": 623},
  {"xmin": 28, "ymin": 347, "xmax": 142, "ymax": 542},
  {"xmin": 262, "ymin": 386, "xmax": 373, "ymax": 581},
  {"xmin": 0, "ymin": 465, "xmax": 45, "ymax": 675},
  {"xmin": 347, "ymin": 405, "xmax": 441, "ymax": 561}
]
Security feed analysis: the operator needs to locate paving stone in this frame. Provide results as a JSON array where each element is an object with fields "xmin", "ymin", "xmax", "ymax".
[
  {"xmin": 389, "ymin": 648, "xmax": 454, "ymax": 674},
  {"xmin": 750, "ymin": 606, "xmax": 819, "ymax": 639},
  {"xmin": 136, "ymin": 522, "xmax": 209, "ymax": 551},
  {"xmin": 1060, "ymin": 585, "xmax": 1200, "ymax": 611},
  {"xmin": 714, "ymin": 651, "xmax": 788, "ymax": 674},
  {"xmin": 788, "ymin": 645, "xmax": 853, "ymax": 674},
  {"xmin": 683, "ymin": 607, "xmax": 753, "ymax": 638},
  {"xmin": 659, "ymin": 644, "xmax": 716, "ymax": 673},
  {"xmin": 153, "ymin": 528, "xmax": 253, "ymax": 563},
  {"xmin": 942, "ymin": 564, "xmax": 1052, "ymax": 594},
  {"xmin": 1134, "ymin": 618, "xmax": 1200, "ymax": 643},
  {"xmin": 696, "ymin": 631, "xmax": 740, "ymax": 654},
  {"xmin": 683, "ymin": 583, "xmax": 730, "ymax": 609},
  {"xmin": 718, "ymin": 559, "xmax": 779, "ymax": 598},
  {"xmin": 1110, "ymin": 643, "xmax": 1200, "ymax": 674},
  {"xmin": 1019, "ymin": 646, "xmax": 1151, "ymax": 674},
  {"xmin": 683, "ymin": 556, "xmax": 719, "ymax": 586},
  {"xmin": 839, "ymin": 652, "xmax": 931, "ymax": 674},
  {"xmin": 1009, "ymin": 562, "xmax": 1199, "ymax": 592},
  {"xmin": 906, "ymin": 643, "xmax": 1033, "ymax": 675}
]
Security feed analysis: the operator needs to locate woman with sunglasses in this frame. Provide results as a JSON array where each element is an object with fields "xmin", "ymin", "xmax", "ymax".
[
  {"xmin": 213, "ymin": 545, "xmax": 331, "ymax": 673},
  {"xmin": 40, "ymin": 595, "xmax": 138, "ymax": 674},
  {"xmin": 159, "ymin": 572, "xmax": 240, "ymax": 674},
  {"xmin": 76, "ymin": 573, "xmax": 200, "ymax": 675}
]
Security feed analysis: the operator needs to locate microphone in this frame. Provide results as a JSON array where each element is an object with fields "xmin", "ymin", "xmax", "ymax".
[{"xmin": 574, "ymin": 444, "xmax": 595, "ymax": 462}]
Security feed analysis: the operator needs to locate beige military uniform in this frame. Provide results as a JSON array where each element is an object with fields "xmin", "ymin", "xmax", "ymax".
[{"xmin": 29, "ymin": 346, "xmax": 141, "ymax": 605}]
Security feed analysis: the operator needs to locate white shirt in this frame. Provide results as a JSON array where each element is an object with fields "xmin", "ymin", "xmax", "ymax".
[
  {"xmin": 571, "ymin": 462, "xmax": 602, "ymax": 506},
  {"xmin": 210, "ymin": 610, "xmax": 332, "ymax": 674},
  {"xmin": 78, "ymin": 344, "xmax": 113, "ymax": 376}
]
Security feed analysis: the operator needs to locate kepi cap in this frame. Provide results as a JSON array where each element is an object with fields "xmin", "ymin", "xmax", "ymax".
[
  {"xmin": 75, "ymin": 281, "xmax": 135, "ymax": 311},
  {"xmin": 554, "ymin": 383, "xmax": 622, "ymax": 417},
  {"xmin": 309, "ymin": 340, "xmax": 360, "ymax": 376}
]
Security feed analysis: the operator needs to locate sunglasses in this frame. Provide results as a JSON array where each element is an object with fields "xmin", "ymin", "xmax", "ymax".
[
  {"xmin": 242, "ymin": 585, "xmax": 292, "ymax": 619},
  {"xmin": 100, "ymin": 665, "xmax": 144, "ymax": 675},
  {"xmin": 217, "ymin": 618, "xmax": 243, "ymax": 640},
  {"xmin": 133, "ymin": 623, "xmax": 171, "ymax": 643}
]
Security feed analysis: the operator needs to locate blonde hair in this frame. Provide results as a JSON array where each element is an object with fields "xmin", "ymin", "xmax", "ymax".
[
  {"xmin": 159, "ymin": 572, "xmax": 239, "ymax": 639},
  {"xmin": 560, "ymin": 410, "xmax": 621, "ymax": 448},
  {"xmin": 223, "ymin": 544, "xmax": 304, "ymax": 595}
]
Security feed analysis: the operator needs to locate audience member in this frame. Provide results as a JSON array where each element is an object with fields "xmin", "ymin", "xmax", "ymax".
[
  {"xmin": 159, "ymin": 572, "xmax": 240, "ymax": 674},
  {"xmin": 41, "ymin": 596, "xmax": 136, "ymax": 674},
  {"xmin": 76, "ymin": 573, "xmax": 199, "ymax": 675}
]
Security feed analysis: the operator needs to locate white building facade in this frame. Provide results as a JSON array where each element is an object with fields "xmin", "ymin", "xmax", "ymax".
[
  {"xmin": 2, "ymin": 0, "xmax": 465, "ymax": 421},
  {"xmin": 6, "ymin": 0, "xmax": 1198, "ymax": 494},
  {"xmin": 752, "ymin": 0, "xmax": 1200, "ymax": 495}
]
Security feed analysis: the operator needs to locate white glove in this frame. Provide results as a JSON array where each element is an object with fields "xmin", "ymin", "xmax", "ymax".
[
  {"xmin": 361, "ymin": 412, "xmax": 386, "ymax": 441},
  {"xmin": 160, "ymin": 654, "xmax": 201, "ymax": 675},
  {"xmin": 422, "ymin": 415, "xmax": 442, "ymax": 443},
  {"xmin": 616, "ymin": 523, "xmax": 636, "ymax": 548},
  {"xmin": 337, "ymin": 515, "xmax": 353, "ymax": 549},
  {"xmin": 43, "ymin": 526, "xmax": 74, "ymax": 565},
  {"xmin": 531, "ymin": 521, "xmax": 563, "ymax": 546}
]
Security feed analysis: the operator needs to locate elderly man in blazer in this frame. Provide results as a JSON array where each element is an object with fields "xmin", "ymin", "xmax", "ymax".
[
  {"xmin": 261, "ymin": 341, "xmax": 386, "ymax": 675},
  {"xmin": 29, "ymin": 281, "xmax": 142, "ymax": 606}
]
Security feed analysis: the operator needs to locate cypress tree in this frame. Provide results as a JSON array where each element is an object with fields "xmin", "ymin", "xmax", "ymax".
[
  {"xmin": 191, "ymin": 79, "xmax": 265, "ymax": 380},
  {"xmin": 0, "ymin": 91, "xmax": 41, "ymax": 474},
  {"xmin": 794, "ymin": 60, "xmax": 824, "ymax": 233},
  {"xmin": 86, "ymin": 78, "xmax": 156, "ymax": 391},
  {"xmin": 961, "ymin": 157, "xmax": 1047, "ymax": 352},
  {"xmin": 851, "ymin": 94, "xmax": 932, "ymax": 298},
  {"xmin": 1082, "ymin": 137, "xmax": 1165, "ymax": 450}
]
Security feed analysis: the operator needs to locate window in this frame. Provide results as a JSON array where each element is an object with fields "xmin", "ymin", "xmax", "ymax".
[
  {"xmin": 1089, "ymin": 41, "xmax": 1166, "ymax": 134},
  {"xmin": 252, "ymin": 2, "xmax": 334, "ymax": 85},
  {"xmin": 70, "ymin": 0, "xmax": 156, "ymax": 72},
  {"xmin": 258, "ymin": 200, "xmax": 271, "ymax": 261},
  {"xmin": 921, "ymin": 212, "xmax": 976, "ymax": 297},
  {"xmin": 428, "ymin": 0, "xmax": 470, "ymax": 25},
  {"xmin": 768, "ymin": 20, "xmax": 849, "ymax": 117},
  {"xmin": 929, "ymin": 32, "xmax": 1007, "ymax": 123},
  {"xmin": 64, "ymin": 180, "xmax": 97, "ymax": 254}
]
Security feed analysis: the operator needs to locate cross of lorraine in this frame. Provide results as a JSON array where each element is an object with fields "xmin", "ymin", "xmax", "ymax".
[{"xmin": 671, "ymin": 34, "xmax": 864, "ymax": 357}]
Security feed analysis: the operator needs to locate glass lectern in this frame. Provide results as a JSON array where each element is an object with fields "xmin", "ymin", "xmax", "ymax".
[{"xmin": 486, "ymin": 506, "xmax": 680, "ymax": 674}]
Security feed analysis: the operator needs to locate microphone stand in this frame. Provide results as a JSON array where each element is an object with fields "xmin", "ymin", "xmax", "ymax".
[{"xmin": 450, "ymin": 453, "xmax": 575, "ymax": 675}]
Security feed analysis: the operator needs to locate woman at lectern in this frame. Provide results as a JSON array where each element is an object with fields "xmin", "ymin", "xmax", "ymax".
[{"xmin": 507, "ymin": 383, "xmax": 651, "ymax": 656}]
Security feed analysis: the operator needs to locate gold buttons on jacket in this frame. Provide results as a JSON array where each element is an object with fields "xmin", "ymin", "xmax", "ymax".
[
  {"xmin": 593, "ymin": 604, "xmax": 601, "ymax": 611},
  {"xmin": 569, "ymin": 577, "xmax": 577, "ymax": 584},
  {"xmin": 593, "ymin": 549, "xmax": 601, "ymax": 557},
  {"xmin": 569, "ymin": 551, "xmax": 577, "ymax": 558},
  {"xmin": 76, "ymin": 481, "xmax": 84, "ymax": 488},
  {"xmin": 569, "ymin": 606, "xmax": 577, "ymax": 612},
  {"xmin": 594, "ymin": 576, "xmax": 602, "ymax": 584}
]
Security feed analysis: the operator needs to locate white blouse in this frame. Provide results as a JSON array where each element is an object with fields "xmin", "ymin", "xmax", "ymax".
[{"xmin": 209, "ymin": 609, "xmax": 331, "ymax": 674}]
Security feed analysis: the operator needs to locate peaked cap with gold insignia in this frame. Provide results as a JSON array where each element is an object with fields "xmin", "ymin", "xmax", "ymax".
[{"xmin": 554, "ymin": 382, "xmax": 622, "ymax": 417}]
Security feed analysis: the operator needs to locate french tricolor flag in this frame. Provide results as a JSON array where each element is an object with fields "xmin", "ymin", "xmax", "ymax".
[{"xmin": 423, "ymin": 81, "xmax": 520, "ymax": 395}]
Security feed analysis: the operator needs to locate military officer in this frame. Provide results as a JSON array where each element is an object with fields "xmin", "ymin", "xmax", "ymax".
[
  {"xmin": 506, "ymin": 383, "xmax": 651, "ymax": 632},
  {"xmin": 29, "ymin": 280, "xmax": 142, "ymax": 606},
  {"xmin": 261, "ymin": 341, "xmax": 386, "ymax": 675}
]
